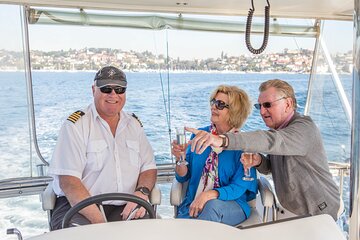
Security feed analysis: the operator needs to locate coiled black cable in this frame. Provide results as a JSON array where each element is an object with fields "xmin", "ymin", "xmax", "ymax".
[{"xmin": 245, "ymin": 0, "xmax": 270, "ymax": 54}]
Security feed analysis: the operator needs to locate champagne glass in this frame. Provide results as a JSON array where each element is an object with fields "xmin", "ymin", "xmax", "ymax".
[
  {"xmin": 175, "ymin": 127, "xmax": 188, "ymax": 166},
  {"xmin": 242, "ymin": 152, "xmax": 254, "ymax": 181}
]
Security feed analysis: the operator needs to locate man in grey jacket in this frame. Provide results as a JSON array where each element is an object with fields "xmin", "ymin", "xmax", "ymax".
[{"xmin": 187, "ymin": 79, "xmax": 341, "ymax": 221}]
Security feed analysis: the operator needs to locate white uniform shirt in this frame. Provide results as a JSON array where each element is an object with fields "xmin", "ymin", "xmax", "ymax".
[{"xmin": 48, "ymin": 103, "xmax": 156, "ymax": 197}]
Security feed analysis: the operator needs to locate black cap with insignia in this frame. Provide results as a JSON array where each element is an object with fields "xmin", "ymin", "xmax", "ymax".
[{"xmin": 94, "ymin": 66, "xmax": 127, "ymax": 87}]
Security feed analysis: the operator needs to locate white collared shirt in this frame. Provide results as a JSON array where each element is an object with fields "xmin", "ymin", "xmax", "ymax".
[{"xmin": 48, "ymin": 103, "xmax": 156, "ymax": 197}]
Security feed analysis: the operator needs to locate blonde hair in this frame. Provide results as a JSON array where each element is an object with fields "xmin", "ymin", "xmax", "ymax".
[
  {"xmin": 209, "ymin": 85, "xmax": 252, "ymax": 129},
  {"xmin": 259, "ymin": 79, "xmax": 297, "ymax": 110}
]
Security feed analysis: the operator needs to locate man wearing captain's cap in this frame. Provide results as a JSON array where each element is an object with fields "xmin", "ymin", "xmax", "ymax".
[{"xmin": 49, "ymin": 66, "xmax": 157, "ymax": 230}]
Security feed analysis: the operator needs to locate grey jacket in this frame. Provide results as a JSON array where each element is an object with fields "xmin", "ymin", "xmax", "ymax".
[{"xmin": 226, "ymin": 112, "xmax": 340, "ymax": 220}]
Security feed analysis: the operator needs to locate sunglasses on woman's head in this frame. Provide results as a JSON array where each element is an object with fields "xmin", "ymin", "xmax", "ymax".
[
  {"xmin": 210, "ymin": 98, "xmax": 229, "ymax": 110},
  {"xmin": 98, "ymin": 85, "xmax": 126, "ymax": 94},
  {"xmin": 254, "ymin": 97, "xmax": 286, "ymax": 110}
]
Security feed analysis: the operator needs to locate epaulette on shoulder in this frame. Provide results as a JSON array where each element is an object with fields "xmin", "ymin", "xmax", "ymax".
[
  {"xmin": 131, "ymin": 113, "xmax": 143, "ymax": 127},
  {"xmin": 67, "ymin": 110, "xmax": 85, "ymax": 124}
]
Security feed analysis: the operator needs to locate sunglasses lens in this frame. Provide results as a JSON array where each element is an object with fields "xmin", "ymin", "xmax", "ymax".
[
  {"xmin": 99, "ymin": 86, "xmax": 126, "ymax": 94},
  {"xmin": 114, "ymin": 87, "xmax": 126, "ymax": 94},
  {"xmin": 210, "ymin": 99, "xmax": 228, "ymax": 110},
  {"xmin": 263, "ymin": 102, "xmax": 272, "ymax": 108},
  {"xmin": 100, "ymin": 87, "xmax": 112, "ymax": 94},
  {"xmin": 255, "ymin": 97, "xmax": 285, "ymax": 110},
  {"xmin": 217, "ymin": 102, "xmax": 225, "ymax": 110}
]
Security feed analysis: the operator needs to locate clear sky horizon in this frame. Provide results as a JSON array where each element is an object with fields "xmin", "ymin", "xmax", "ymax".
[{"xmin": 0, "ymin": 4, "xmax": 353, "ymax": 60}]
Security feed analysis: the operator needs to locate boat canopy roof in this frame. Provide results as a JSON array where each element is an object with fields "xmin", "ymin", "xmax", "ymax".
[{"xmin": 0, "ymin": 0, "xmax": 353, "ymax": 21}]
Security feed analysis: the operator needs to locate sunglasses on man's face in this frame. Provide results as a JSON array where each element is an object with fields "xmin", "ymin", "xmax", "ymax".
[
  {"xmin": 98, "ymin": 85, "xmax": 126, "ymax": 94},
  {"xmin": 254, "ymin": 97, "xmax": 286, "ymax": 110},
  {"xmin": 210, "ymin": 98, "xmax": 229, "ymax": 110}
]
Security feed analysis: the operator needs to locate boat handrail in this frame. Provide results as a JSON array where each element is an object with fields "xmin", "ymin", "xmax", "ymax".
[
  {"xmin": 328, "ymin": 161, "xmax": 350, "ymax": 172},
  {"xmin": 0, "ymin": 176, "xmax": 52, "ymax": 199},
  {"xmin": 27, "ymin": 7, "xmax": 318, "ymax": 38},
  {"xmin": 156, "ymin": 162, "xmax": 176, "ymax": 183},
  {"xmin": 328, "ymin": 161, "xmax": 350, "ymax": 199},
  {"xmin": 0, "ymin": 162, "xmax": 348, "ymax": 199}
]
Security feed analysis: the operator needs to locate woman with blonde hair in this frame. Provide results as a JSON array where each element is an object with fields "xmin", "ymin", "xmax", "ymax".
[{"xmin": 172, "ymin": 85, "xmax": 257, "ymax": 226}]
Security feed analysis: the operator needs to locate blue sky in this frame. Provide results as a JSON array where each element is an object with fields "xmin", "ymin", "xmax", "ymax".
[{"xmin": 0, "ymin": 4, "xmax": 353, "ymax": 59}]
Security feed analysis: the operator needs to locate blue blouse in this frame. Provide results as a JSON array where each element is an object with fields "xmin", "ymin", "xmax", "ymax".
[{"xmin": 176, "ymin": 126, "xmax": 258, "ymax": 219}]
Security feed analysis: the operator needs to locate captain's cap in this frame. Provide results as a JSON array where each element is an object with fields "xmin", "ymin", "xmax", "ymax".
[{"xmin": 94, "ymin": 66, "xmax": 127, "ymax": 87}]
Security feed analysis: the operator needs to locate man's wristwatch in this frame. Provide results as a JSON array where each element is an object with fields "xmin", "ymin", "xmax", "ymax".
[
  {"xmin": 135, "ymin": 186, "xmax": 150, "ymax": 196},
  {"xmin": 218, "ymin": 134, "xmax": 228, "ymax": 148}
]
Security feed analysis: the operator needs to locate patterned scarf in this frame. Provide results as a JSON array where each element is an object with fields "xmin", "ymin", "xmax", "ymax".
[
  {"xmin": 195, "ymin": 124, "xmax": 238, "ymax": 198},
  {"xmin": 194, "ymin": 124, "xmax": 222, "ymax": 198}
]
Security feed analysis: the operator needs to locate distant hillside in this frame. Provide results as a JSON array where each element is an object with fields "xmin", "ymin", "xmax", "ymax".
[{"xmin": 0, "ymin": 48, "xmax": 352, "ymax": 73}]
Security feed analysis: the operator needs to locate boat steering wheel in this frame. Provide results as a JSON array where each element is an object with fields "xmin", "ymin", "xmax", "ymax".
[{"xmin": 61, "ymin": 193, "xmax": 156, "ymax": 229}]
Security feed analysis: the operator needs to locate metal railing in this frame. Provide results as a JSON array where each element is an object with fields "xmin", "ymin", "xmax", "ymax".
[
  {"xmin": 0, "ymin": 161, "xmax": 348, "ymax": 199},
  {"xmin": 0, "ymin": 176, "xmax": 53, "ymax": 199},
  {"xmin": 329, "ymin": 161, "xmax": 350, "ymax": 198},
  {"xmin": 156, "ymin": 163, "xmax": 176, "ymax": 183}
]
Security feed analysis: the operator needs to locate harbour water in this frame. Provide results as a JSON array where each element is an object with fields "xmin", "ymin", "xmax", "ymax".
[{"xmin": 0, "ymin": 71, "xmax": 352, "ymax": 239}]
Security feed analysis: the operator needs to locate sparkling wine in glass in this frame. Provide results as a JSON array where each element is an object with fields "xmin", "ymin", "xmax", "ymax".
[
  {"xmin": 242, "ymin": 152, "xmax": 254, "ymax": 181},
  {"xmin": 176, "ymin": 127, "xmax": 188, "ymax": 166}
]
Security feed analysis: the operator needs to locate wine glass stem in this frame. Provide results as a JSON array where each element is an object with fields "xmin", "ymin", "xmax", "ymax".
[
  {"xmin": 245, "ymin": 167, "xmax": 251, "ymax": 177},
  {"xmin": 180, "ymin": 152, "xmax": 185, "ymax": 162}
]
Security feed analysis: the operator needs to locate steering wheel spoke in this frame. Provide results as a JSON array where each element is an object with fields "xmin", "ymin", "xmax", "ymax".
[{"xmin": 98, "ymin": 204, "xmax": 108, "ymax": 223}]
